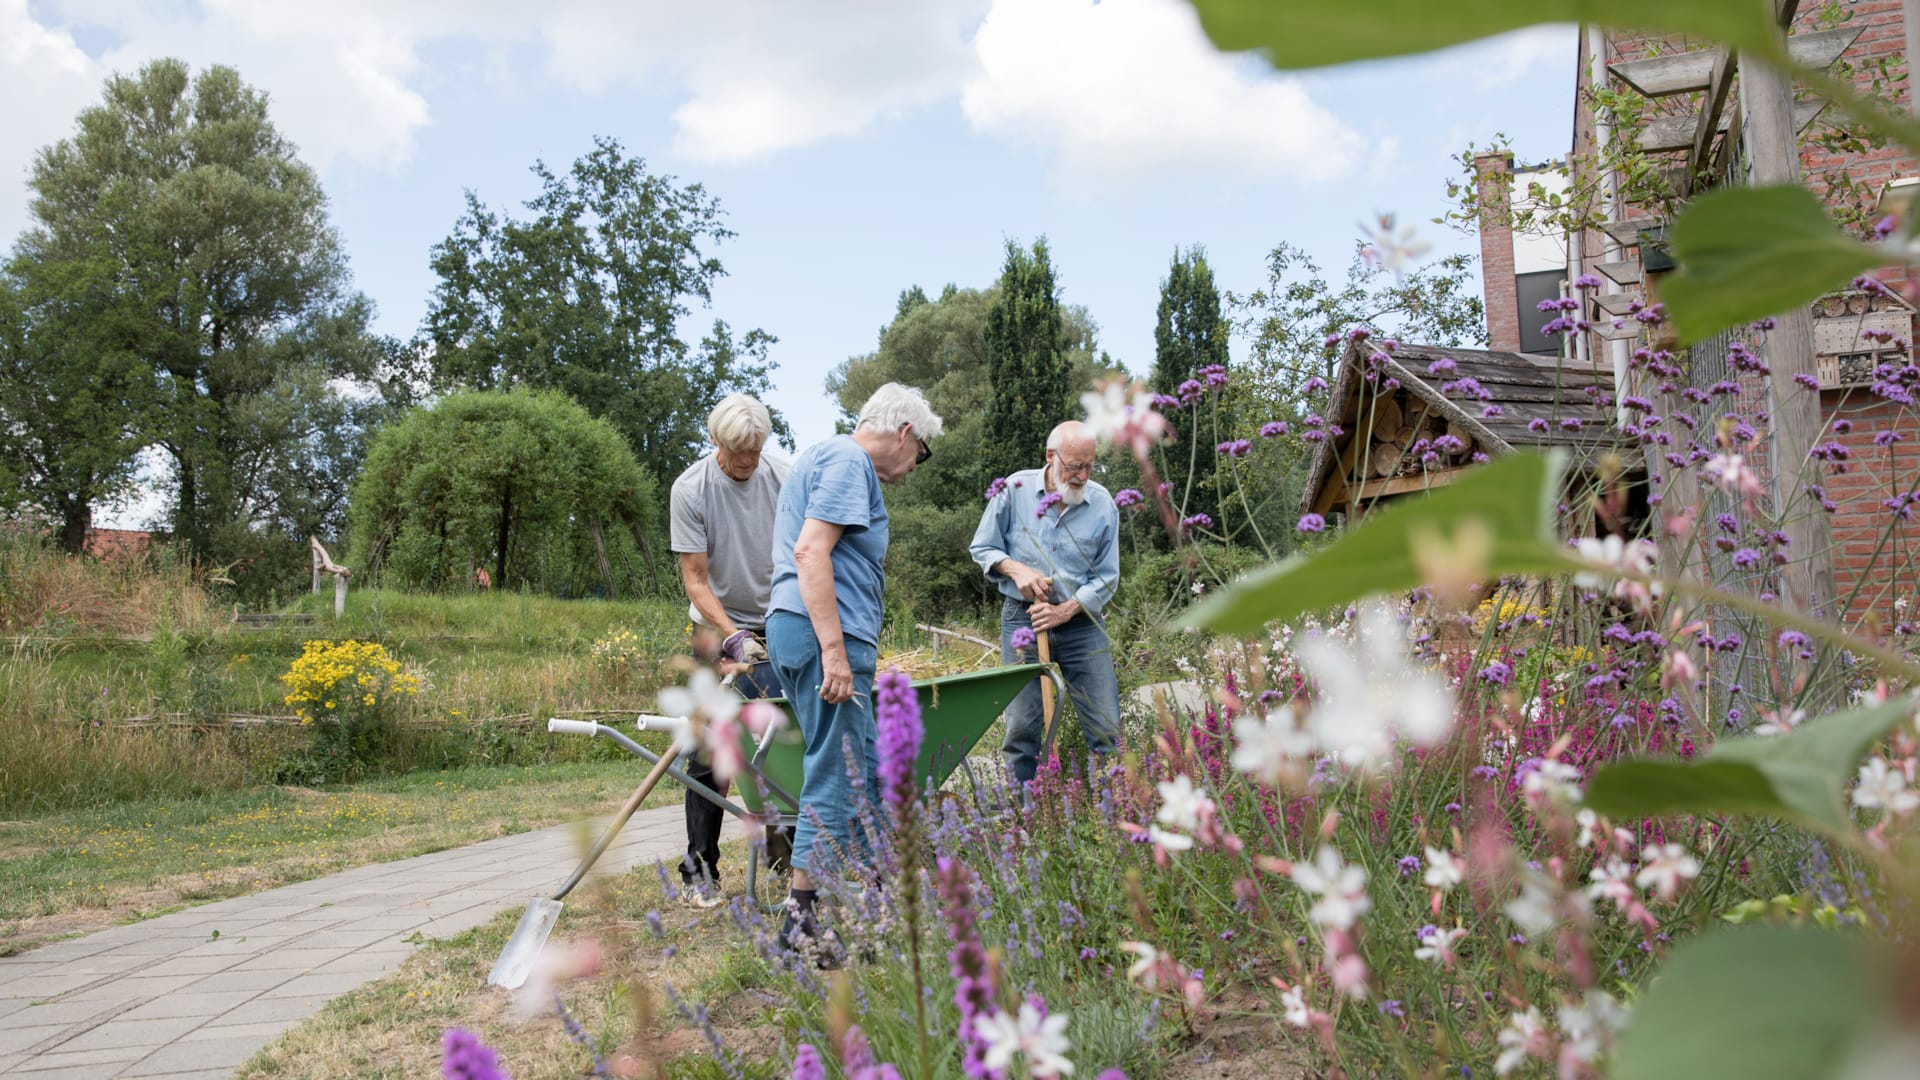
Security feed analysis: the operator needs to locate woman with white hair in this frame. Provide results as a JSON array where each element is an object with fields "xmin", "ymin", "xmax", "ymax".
[{"xmin": 765, "ymin": 382, "xmax": 942, "ymax": 957}]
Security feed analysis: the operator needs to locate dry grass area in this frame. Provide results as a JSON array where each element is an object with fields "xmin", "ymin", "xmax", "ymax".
[
  {"xmin": 0, "ymin": 532, "xmax": 219, "ymax": 637},
  {"xmin": 238, "ymin": 839, "xmax": 787, "ymax": 1080}
]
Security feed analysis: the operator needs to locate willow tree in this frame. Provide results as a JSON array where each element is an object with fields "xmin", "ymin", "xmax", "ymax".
[{"xmin": 347, "ymin": 390, "xmax": 659, "ymax": 595}]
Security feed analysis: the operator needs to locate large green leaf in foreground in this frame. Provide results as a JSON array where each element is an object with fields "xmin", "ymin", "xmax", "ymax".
[
  {"xmin": 1612, "ymin": 925, "xmax": 1883, "ymax": 1080},
  {"xmin": 1180, "ymin": 451, "xmax": 1569, "ymax": 634},
  {"xmin": 1663, "ymin": 185, "xmax": 1884, "ymax": 344},
  {"xmin": 1584, "ymin": 695, "xmax": 1915, "ymax": 837},
  {"xmin": 1185, "ymin": 0, "xmax": 1781, "ymax": 72}
]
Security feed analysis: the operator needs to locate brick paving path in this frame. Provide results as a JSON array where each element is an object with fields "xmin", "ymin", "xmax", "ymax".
[{"xmin": 0, "ymin": 804, "xmax": 728, "ymax": 1078}]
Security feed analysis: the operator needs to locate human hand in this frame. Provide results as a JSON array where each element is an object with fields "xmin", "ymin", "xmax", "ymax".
[
  {"xmin": 1003, "ymin": 560, "xmax": 1054, "ymax": 602},
  {"xmin": 720, "ymin": 629, "xmax": 753, "ymax": 663},
  {"xmin": 819, "ymin": 648, "xmax": 854, "ymax": 703},
  {"xmin": 1027, "ymin": 598, "xmax": 1081, "ymax": 632}
]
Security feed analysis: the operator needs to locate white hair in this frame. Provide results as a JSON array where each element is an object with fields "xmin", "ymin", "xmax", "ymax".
[
  {"xmin": 708, "ymin": 393, "xmax": 772, "ymax": 451},
  {"xmin": 1045, "ymin": 421, "xmax": 1092, "ymax": 453},
  {"xmin": 854, "ymin": 382, "xmax": 944, "ymax": 441}
]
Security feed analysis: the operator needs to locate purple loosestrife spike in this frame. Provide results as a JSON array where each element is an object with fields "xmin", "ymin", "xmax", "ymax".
[
  {"xmin": 443, "ymin": 1029, "xmax": 511, "ymax": 1080},
  {"xmin": 937, "ymin": 858, "xmax": 1002, "ymax": 1079},
  {"xmin": 875, "ymin": 669, "xmax": 923, "ymax": 820},
  {"xmin": 791, "ymin": 1045, "xmax": 827, "ymax": 1080}
]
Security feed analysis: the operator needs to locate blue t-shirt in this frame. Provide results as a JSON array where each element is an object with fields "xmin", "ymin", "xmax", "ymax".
[{"xmin": 768, "ymin": 435, "xmax": 888, "ymax": 646}]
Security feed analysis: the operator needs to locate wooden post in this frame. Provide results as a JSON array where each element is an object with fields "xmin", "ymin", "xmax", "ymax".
[
  {"xmin": 1739, "ymin": 44, "xmax": 1837, "ymax": 617},
  {"xmin": 334, "ymin": 574, "xmax": 347, "ymax": 620},
  {"xmin": 1037, "ymin": 630, "xmax": 1056, "ymax": 749}
]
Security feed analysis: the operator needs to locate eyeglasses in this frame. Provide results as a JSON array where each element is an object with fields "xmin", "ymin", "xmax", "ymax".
[
  {"xmin": 1052, "ymin": 455, "xmax": 1093, "ymax": 476},
  {"xmin": 915, "ymin": 437, "xmax": 933, "ymax": 465}
]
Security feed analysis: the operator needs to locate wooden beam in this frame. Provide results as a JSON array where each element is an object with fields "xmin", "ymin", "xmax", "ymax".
[
  {"xmin": 1595, "ymin": 292, "xmax": 1643, "ymax": 317},
  {"xmin": 1685, "ymin": 49, "xmax": 1738, "ymax": 196},
  {"xmin": 1607, "ymin": 27, "xmax": 1859, "ymax": 96},
  {"xmin": 1637, "ymin": 99, "xmax": 1824, "ymax": 152},
  {"xmin": 1600, "ymin": 219, "xmax": 1656, "ymax": 247},
  {"xmin": 1357, "ymin": 469, "xmax": 1457, "ymax": 502}
]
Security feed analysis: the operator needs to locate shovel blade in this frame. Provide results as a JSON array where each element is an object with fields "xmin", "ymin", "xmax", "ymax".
[{"xmin": 487, "ymin": 898, "xmax": 564, "ymax": 989}]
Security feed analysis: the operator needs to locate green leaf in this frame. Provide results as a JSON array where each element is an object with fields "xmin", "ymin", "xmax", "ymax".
[
  {"xmin": 1584, "ymin": 696, "xmax": 1915, "ymax": 836},
  {"xmin": 1662, "ymin": 185, "xmax": 1883, "ymax": 344},
  {"xmin": 1184, "ymin": 0, "xmax": 1780, "ymax": 72},
  {"xmin": 1612, "ymin": 925, "xmax": 1883, "ymax": 1080},
  {"xmin": 1178, "ymin": 451, "xmax": 1570, "ymax": 635}
]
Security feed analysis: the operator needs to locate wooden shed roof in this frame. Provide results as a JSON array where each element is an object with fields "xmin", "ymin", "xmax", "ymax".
[{"xmin": 1299, "ymin": 340, "xmax": 1629, "ymax": 517}]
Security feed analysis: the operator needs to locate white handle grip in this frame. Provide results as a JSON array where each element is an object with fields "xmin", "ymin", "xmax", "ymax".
[
  {"xmin": 635, "ymin": 714, "xmax": 692, "ymax": 735},
  {"xmin": 547, "ymin": 718, "xmax": 599, "ymax": 736}
]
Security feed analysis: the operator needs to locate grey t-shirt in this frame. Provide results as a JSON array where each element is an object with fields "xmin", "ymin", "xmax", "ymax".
[{"xmin": 669, "ymin": 452, "xmax": 790, "ymax": 632}]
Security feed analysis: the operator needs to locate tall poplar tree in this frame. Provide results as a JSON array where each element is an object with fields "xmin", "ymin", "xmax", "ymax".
[
  {"xmin": 983, "ymin": 239, "xmax": 1070, "ymax": 485},
  {"xmin": 1153, "ymin": 246, "xmax": 1230, "ymax": 529}
]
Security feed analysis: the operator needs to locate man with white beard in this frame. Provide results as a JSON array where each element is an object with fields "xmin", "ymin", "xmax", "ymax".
[{"xmin": 969, "ymin": 421, "xmax": 1122, "ymax": 784}]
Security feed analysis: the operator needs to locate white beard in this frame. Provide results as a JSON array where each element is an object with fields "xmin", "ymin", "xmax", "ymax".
[{"xmin": 1050, "ymin": 467, "xmax": 1090, "ymax": 506}]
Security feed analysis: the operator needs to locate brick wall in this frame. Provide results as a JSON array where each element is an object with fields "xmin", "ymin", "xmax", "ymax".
[
  {"xmin": 1819, "ymin": 389, "xmax": 1920, "ymax": 627},
  {"xmin": 1475, "ymin": 152, "xmax": 1523, "ymax": 352}
]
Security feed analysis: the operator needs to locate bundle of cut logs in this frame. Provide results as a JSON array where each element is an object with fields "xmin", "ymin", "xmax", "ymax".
[{"xmin": 1356, "ymin": 391, "xmax": 1477, "ymax": 480}]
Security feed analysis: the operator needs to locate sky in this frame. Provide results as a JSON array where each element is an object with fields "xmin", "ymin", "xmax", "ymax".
[{"xmin": 2, "ymin": 0, "xmax": 1579, "ymax": 525}]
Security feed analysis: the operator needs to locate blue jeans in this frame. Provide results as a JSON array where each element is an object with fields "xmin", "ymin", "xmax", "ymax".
[
  {"xmin": 767, "ymin": 611, "xmax": 879, "ymax": 875},
  {"xmin": 1000, "ymin": 598, "xmax": 1121, "ymax": 784}
]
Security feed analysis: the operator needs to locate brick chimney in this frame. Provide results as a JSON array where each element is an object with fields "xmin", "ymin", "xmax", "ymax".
[{"xmin": 1475, "ymin": 151, "xmax": 1521, "ymax": 352}]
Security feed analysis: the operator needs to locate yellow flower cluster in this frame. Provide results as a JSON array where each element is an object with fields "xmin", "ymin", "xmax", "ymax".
[
  {"xmin": 281, "ymin": 639, "xmax": 421, "ymax": 724},
  {"xmin": 590, "ymin": 628, "xmax": 647, "ymax": 667},
  {"xmin": 1477, "ymin": 596, "xmax": 1551, "ymax": 625}
]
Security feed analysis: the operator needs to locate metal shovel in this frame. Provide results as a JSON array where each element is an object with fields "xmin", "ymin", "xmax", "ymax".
[{"xmin": 487, "ymin": 731, "xmax": 682, "ymax": 989}]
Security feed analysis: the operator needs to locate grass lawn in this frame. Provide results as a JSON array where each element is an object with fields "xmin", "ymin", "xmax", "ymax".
[
  {"xmin": 237, "ymin": 839, "xmax": 780, "ymax": 1080},
  {"xmin": 0, "ymin": 760, "xmax": 686, "ymax": 955}
]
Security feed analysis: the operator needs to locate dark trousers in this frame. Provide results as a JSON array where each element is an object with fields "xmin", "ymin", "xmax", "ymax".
[{"xmin": 682, "ymin": 658, "xmax": 780, "ymax": 885}]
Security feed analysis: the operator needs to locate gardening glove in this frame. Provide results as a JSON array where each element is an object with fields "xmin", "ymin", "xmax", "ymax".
[{"xmin": 721, "ymin": 629, "xmax": 764, "ymax": 664}]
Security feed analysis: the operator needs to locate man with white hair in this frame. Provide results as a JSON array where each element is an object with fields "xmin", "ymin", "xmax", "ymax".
[
  {"xmin": 766, "ymin": 381, "xmax": 941, "ymax": 958},
  {"xmin": 670, "ymin": 392, "xmax": 789, "ymax": 905},
  {"xmin": 970, "ymin": 420, "xmax": 1122, "ymax": 785}
]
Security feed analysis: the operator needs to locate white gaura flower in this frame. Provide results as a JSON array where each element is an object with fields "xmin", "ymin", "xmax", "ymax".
[
  {"xmin": 1230, "ymin": 706, "xmax": 1315, "ymax": 788},
  {"xmin": 1414, "ymin": 925, "xmax": 1465, "ymax": 966},
  {"xmin": 1280, "ymin": 984, "xmax": 1312, "ymax": 1028},
  {"xmin": 1422, "ymin": 847, "xmax": 1464, "ymax": 891},
  {"xmin": 1701, "ymin": 452, "xmax": 1766, "ymax": 500},
  {"xmin": 1295, "ymin": 602, "xmax": 1453, "ymax": 769},
  {"xmin": 975, "ymin": 1001, "xmax": 1075, "ymax": 1078},
  {"xmin": 1504, "ymin": 871, "xmax": 1561, "ymax": 935},
  {"xmin": 1574, "ymin": 808, "xmax": 1600, "ymax": 849},
  {"xmin": 1586, "ymin": 856, "xmax": 1637, "ymax": 910},
  {"xmin": 1120, "ymin": 941, "xmax": 1161, "ymax": 986},
  {"xmin": 1635, "ymin": 843, "xmax": 1702, "ymax": 902},
  {"xmin": 1080, "ymin": 378, "xmax": 1170, "ymax": 457},
  {"xmin": 1147, "ymin": 825, "xmax": 1195, "ymax": 853},
  {"xmin": 1495, "ymin": 1007, "xmax": 1550, "ymax": 1076},
  {"xmin": 1571, "ymin": 535, "xmax": 1662, "ymax": 607},
  {"xmin": 1155, "ymin": 774, "xmax": 1213, "ymax": 833},
  {"xmin": 1558, "ymin": 990, "xmax": 1630, "ymax": 1067},
  {"xmin": 1753, "ymin": 708, "xmax": 1804, "ymax": 737},
  {"xmin": 1523, "ymin": 759, "xmax": 1584, "ymax": 807},
  {"xmin": 656, "ymin": 667, "xmax": 740, "ymax": 755},
  {"xmin": 1852, "ymin": 756, "xmax": 1920, "ymax": 815},
  {"xmin": 1290, "ymin": 846, "xmax": 1372, "ymax": 931},
  {"xmin": 1359, "ymin": 212, "xmax": 1432, "ymax": 276}
]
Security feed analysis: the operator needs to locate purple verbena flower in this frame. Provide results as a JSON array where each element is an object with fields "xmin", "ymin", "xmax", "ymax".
[
  {"xmin": 1113, "ymin": 487, "xmax": 1144, "ymax": 509},
  {"xmin": 1261, "ymin": 421, "xmax": 1290, "ymax": 438},
  {"xmin": 1297, "ymin": 513, "xmax": 1326, "ymax": 534},
  {"xmin": 443, "ymin": 1029, "xmax": 511, "ymax": 1080},
  {"xmin": 1011, "ymin": 627, "xmax": 1037, "ymax": 651}
]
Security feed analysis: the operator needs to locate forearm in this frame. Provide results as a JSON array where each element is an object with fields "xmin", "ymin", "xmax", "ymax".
[{"xmin": 679, "ymin": 565, "xmax": 739, "ymax": 636}]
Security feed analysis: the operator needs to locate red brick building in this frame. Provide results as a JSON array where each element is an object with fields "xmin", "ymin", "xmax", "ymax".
[{"xmin": 1473, "ymin": 7, "xmax": 1920, "ymax": 632}]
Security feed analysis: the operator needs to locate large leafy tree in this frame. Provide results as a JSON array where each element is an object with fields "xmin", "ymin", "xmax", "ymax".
[
  {"xmin": 423, "ymin": 137, "xmax": 782, "ymax": 496},
  {"xmin": 828, "ymin": 282, "xmax": 1116, "ymax": 616},
  {"xmin": 1152, "ymin": 246, "xmax": 1231, "ymax": 533},
  {"xmin": 982, "ymin": 239, "xmax": 1072, "ymax": 486},
  {"xmin": 348, "ymin": 390, "xmax": 659, "ymax": 596},
  {"xmin": 11, "ymin": 59, "xmax": 393, "ymax": 578},
  {"xmin": 0, "ymin": 254, "xmax": 153, "ymax": 551}
]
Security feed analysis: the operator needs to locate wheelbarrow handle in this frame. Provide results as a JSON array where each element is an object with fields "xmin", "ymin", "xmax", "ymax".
[{"xmin": 548, "ymin": 718, "xmax": 598, "ymax": 736}]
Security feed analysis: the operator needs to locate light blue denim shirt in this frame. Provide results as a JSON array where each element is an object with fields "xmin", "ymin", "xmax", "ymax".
[{"xmin": 969, "ymin": 468, "xmax": 1120, "ymax": 618}]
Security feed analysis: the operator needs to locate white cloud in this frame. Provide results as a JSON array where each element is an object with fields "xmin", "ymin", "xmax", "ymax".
[
  {"xmin": 0, "ymin": 0, "xmax": 103, "ymax": 245},
  {"xmin": 962, "ymin": 0, "xmax": 1365, "ymax": 191},
  {"xmin": 1467, "ymin": 25, "xmax": 1576, "ymax": 92}
]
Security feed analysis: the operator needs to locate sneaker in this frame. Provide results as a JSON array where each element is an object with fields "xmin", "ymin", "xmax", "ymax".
[{"xmin": 688, "ymin": 890, "xmax": 725, "ymax": 910}]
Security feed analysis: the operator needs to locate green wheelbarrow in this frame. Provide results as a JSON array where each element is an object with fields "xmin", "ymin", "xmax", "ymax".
[{"xmin": 492, "ymin": 662, "xmax": 1055, "ymax": 986}]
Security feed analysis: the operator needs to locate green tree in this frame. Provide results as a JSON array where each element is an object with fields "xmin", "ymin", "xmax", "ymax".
[
  {"xmin": 17, "ymin": 60, "xmax": 376, "ymax": 563},
  {"xmin": 1152, "ymin": 246, "xmax": 1231, "ymax": 533},
  {"xmin": 983, "ymin": 239, "xmax": 1071, "ymax": 486},
  {"xmin": 827, "ymin": 283, "xmax": 1117, "ymax": 617},
  {"xmin": 0, "ymin": 254, "xmax": 154, "ymax": 551},
  {"xmin": 1230, "ymin": 242, "xmax": 1485, "ymax": 403},
  {"xmin": 347, "ymin": 390, "xmax": 659, "ymax": 596},
  {"xmin": 423, "ymin": 137, "xmax": 782, "ymax": 497}
]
